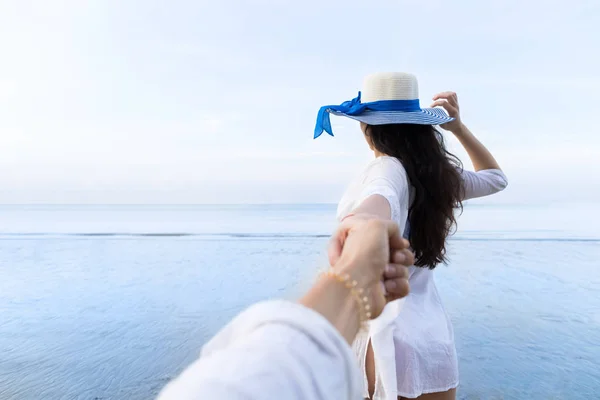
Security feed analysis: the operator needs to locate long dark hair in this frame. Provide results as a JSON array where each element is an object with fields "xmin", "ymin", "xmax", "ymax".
[{"xmin": 364, "ymin": 124, "xmax": 464, "ymax": 269}]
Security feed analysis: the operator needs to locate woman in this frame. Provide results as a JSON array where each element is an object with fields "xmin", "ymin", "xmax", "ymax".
[{"xmin": 315, "ymin": 72, "xmax": 508, "ymax": 400}]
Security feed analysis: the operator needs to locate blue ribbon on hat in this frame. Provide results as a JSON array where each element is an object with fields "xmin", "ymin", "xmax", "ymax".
[{"xmin": 314, "ymin": 92, "xmax": 421, "ymax": 139}]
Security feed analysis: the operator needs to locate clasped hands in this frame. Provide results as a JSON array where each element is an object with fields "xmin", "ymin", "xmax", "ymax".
[{"xmin": 327, "ymin": 214, "xmax": 414, "ymax": 320}]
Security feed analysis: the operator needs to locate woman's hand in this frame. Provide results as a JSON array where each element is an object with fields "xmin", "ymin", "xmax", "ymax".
[
  {"xmin": 328, "ymin": 214, "xmax": 413, "ymax": 318},
  {"xmin": 431, "ymin": 91, "xmax": 464, "ymax": 134},
  {"xmin": 433, "ymin": 91, "xmax": 504, "ymax": 171}
]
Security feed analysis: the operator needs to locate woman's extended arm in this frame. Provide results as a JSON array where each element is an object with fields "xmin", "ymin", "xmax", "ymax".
[{"xmin": 351, "ymin": 194, "xmax": 391, "ymax": 220}]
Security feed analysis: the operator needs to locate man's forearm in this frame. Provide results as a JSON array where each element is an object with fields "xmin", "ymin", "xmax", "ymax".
[
  {"xmin": 157, "ymin": 301, "xmax": 362, "ymax": 400},
  {"xmin": 299, "ymin": 274, "xmax": 361, "ymax": 344}
]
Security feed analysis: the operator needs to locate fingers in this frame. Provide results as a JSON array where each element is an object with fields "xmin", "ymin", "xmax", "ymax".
[
  {"xmin": 432, "ymin": 91, "xmax": 458, "ymax": 107},
  {"xmin": 384, "ymin": 275, "xmax": 410, "ymax": 300},
  {"xmin": 391, "ymin": 248, "xmax": 414, "ymax": 266},
  {"xmin": 383, "ymin": 220, "xmax": 407, "ymax": 251},
  {"xmin": 329, "ymin": 217, "xmax": 412, "ymax": 267},
  {"xmin": 430, "ymin": 99, "xmax": 456, "ymax": 111},
  {"xmin": 430, "ymin": 99, "xmax": 458, "ymax": 118},
  {"xmin": 384, "ymin": 254, "xmax": 412, "ymax": 301},
  {"xmin": 384, "ymin": 263, "xmax": 410, "ymax": 279},
  {"xmin": 327, "ymin": 215, "xmax": 372, "ymax": 266}
]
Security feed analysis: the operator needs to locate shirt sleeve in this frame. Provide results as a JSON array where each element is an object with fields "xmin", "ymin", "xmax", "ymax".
[
  {"xmin": 354, "ymin": 159, "xmax": 410, "ymax": 232},
  {"xmin": 461, "ymin": 169, "xmax": 508, "ymax": 200},
  {"xmin": 156, "ymin": 300, "xmax": 362, "ymax": 400}
]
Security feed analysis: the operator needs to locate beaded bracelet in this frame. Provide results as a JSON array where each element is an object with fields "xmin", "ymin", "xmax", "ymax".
[{"xmin": 321, "ymin": 269, "xmax": 372, "ymax": 330}]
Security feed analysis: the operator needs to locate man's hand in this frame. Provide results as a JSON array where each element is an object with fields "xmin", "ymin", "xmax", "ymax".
[{"xmin": 329, "ymin": 214, "xmax": 413, "ymax": 319}]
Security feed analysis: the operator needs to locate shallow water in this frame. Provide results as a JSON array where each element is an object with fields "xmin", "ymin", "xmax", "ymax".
[{"xmin": 0, "ymin": 204, "xmax": 599, "ymax": 399}]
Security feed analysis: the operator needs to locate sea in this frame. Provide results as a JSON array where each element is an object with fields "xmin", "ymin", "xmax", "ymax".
[{"xmin": 0, "ymin": 203, "xmax": 598, "ymax": 400}]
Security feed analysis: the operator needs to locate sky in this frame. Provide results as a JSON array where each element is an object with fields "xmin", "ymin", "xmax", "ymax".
[{"xmin": 0, "ymin": 0, "xmax": 599, "ymax": 204}]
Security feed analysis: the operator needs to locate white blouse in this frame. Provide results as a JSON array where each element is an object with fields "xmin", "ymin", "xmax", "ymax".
[{"xmin": 337, "ymin": 156, "xmax": 508, "ymax": 399}]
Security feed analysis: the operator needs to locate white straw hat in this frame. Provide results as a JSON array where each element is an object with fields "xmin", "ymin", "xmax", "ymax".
[{"xmin": 314, "ymin": 72, "xmax": 454, "ymax": 138}]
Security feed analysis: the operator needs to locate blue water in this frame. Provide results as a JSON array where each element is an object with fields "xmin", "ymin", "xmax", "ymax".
[{"xmin": 0, "ymin": 204, "xmax": 599, "ymax": 399}]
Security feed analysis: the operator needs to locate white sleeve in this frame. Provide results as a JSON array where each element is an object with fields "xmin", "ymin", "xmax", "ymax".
[
  {"xmin": 354, "ymin": 159, "xmax": 409, "ymax": 231},
  {"xmin": 461, "ymin": 169, "xmax": 508, "ymax": 200},
  {"xmin": 157, "ymin": 301, "xmax": 362, "ymax": 400}
]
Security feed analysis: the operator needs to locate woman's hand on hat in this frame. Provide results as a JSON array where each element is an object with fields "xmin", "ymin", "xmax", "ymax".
[{"xmin": 431, "ymin": 91, "xmax": 464, "ymax": 133}]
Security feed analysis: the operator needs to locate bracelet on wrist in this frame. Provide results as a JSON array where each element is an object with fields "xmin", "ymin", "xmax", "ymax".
[{"xmin": 321, "ymin": 269, "xmax": 372, "ymax": 330}]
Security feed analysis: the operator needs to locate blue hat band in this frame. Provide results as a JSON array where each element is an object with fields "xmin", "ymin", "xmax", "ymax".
[{"xmin": 314, "ymin": 92, "xmax": 421, "ymax": 139}]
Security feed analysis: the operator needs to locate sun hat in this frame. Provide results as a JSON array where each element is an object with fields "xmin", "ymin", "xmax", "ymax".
[{"xmin": 314, "ymin": 72, "xmax": 454, "ymax": 139}]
